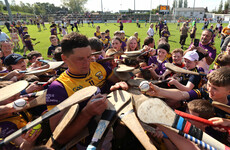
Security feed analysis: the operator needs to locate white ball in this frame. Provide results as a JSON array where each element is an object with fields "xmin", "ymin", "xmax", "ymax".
[
  {"xmin": 13, "ymin": 99, "xmax": 26, "ymax": 110},
  {"xmin": 139, "ymin": 81, "xmax": 150, "ymax": 92}
]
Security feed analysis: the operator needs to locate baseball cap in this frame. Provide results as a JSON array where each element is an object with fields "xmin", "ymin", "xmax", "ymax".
[
  {"xmin": 4, "ymin": 53, "xmax": 24, "ymax": 66},
  {"xmin": 183, "ymin": 50, "xmax": 199, "ymax": 61}
]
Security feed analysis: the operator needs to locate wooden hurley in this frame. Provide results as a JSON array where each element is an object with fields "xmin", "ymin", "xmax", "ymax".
[
  {"xmin": 165, "ymin": 63, "xmax": 206, "ymax": 76},
  {"xmin": 212, "ymin": 101, "xmax": 230, "ymax": 114},
  {"xmin": 46, "ymin": 104, "xmax": 79, "ymax": 148},
  {"xmin": 97, "ymin": 57, "xmax": 114, "ymax": 63},
  {"xmin": 116, "ymin": 64, "xmax": 135, "ymax": 72},
  {"xmin": 87, "ymin": 90, "xmax": 131, "ymax": 150},
  {"xmin": 137, "ymin": 98, "xmax": 230, "ymax": 150},
  {"xmin": 0, "ymin": 86, "xmax": 98, "ymax": 146},
  {"xmin": 118, "ymin": 99, "xmax": 157, "ymax": 150},
  {"xmin": 0, "ymin": 80, "xmax": 28, "ymax": 102},
  {"xmin": 25, "ymin": 60, "xmax": 64, "ymax": 75}
]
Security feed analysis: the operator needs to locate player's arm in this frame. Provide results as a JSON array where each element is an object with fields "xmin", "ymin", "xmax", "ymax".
[{"xmin": 55, "ymin": 94, "xmax": 108, "ymax": 145}]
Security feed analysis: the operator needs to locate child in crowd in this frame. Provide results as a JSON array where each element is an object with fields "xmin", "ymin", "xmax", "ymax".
[
  {"xmin": 168, "ymin": 50, "xmax": 204, "ymax": 91},
  {"xmin": 111, "ymin": 36, "xmax": 123, "ymax": 53},
  {"xmin": 23, "ymin": 34, "xmax": 34, "ymax": 56},
  {"xmin": 94, "ymin": 26, "xmax": 101, "ymax": 38},
  {"xmin": 47, "ymin": 35, "xmax": 60, "ymax": 58},
  {"xmin": 89, "ymin": 37, "xmax": 104, "ymax": 62},
  {"xmin": 10, "ymin": 28, "xmax": 20, "ymax": 50},
  {"xmin": 120, "ymin": 30, "xmax": 127, "ymax": 43},
  {"xmin": 148, "ymin": 43, "xmax": 170, "ymax": 79},
  {"xmin": 134, "ymin": 32, "xmax": 140, "ymax": 49},
  {"xmin": 27, "ymin": 51, "xmax": 43, "ymax": 69},
  {"xmin": 105, "ymin": 29, "xmax": 111, "ymax": 42},
  {"xmin": 159, "ymin": 48, "xmax": 185, "ymax": 80},
  {"xmin": 161, "ymin": 26, "xmax": 170, "ymax": 42},
  {"xmin": 100, "ymin": 32, "xmax": 110, "ymax": 51}
]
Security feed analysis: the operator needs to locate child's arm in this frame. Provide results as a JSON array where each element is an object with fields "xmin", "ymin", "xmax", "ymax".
[{"xmin": 168, "ymin": 79, "xmax": 195, "ymax": 91}]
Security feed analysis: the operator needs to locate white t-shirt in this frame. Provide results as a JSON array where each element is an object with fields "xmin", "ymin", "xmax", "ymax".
[
  {"xmin": 0, "ymin": 32, "xmax": 9, "ymax": 42},
  {"xmin": 147, "ymin": 28, "xmax": 154, "ymax": 37}
]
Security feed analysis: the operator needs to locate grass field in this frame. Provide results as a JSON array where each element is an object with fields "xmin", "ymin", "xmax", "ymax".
[{"xmin": 2, "ymin": 22, "xmax": 228, "ymax": 65}]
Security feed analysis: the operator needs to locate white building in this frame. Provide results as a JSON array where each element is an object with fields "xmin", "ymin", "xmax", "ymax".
[{"xmin": 174, "ymin": 7, "xmax": 205, "ymax": 19}]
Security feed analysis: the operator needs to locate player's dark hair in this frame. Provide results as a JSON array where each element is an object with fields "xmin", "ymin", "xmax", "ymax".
[{"xmin": 61, "ymin": 32, "xmax": 89, "ymax": 56}]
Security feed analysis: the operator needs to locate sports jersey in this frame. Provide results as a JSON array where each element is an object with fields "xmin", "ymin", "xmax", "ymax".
[
  {"xmin": 46, "ymin": 62, "xmax": 113, "ymax": 110},
  {"xmin": 51, "ymin": 28, "xmax": 57, "ymax": 36},
  {"xmin": 105, "ymin": 35, "xmax": 111, "ymax": 41},
  {"xmin": 188, "ymin": 88, "xmax": 230, "ymax": 119},
  {"xmin": 121, "ymin": 37, "xmax": 127, "ymax": 43},
  {"xmin": 100, "ymin": 38, "xmax": 109, "ymax": 49},
  {"xmin": 94, "ymin": 31, "xmax": 101, "ymax": 38},
  {"xmin": 148, "ymin": 56, "xmax": 168, "ymax": 75},
  {"xmin": 179, "ymin": 67, "xmax": 204, "ymax": 89},
  {"xmin": 24, "ymin": 39, "xmax": 34, "ymax": 51},
  {"xmin": 188, "ymin": 42, "xmax": 216, "ymax": 74},
  {"xmin": 47, "ymin": 44, "xmax": 60, "ymax": 56},
  {"xmin": 0, "ymin": 111, "xmax": 32, "ymax": 149}
]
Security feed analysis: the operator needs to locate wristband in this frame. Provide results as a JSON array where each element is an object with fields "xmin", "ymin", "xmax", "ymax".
[{"xmin": 13, "ymin": 99, "xmax": 26, "ymax": 110}]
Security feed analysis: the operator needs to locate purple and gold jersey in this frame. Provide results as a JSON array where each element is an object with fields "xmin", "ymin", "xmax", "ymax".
[
  {"xmin": 148, "ymin": 56, "xmax": 168, "ymax": 75},
  {"xmin": 46, "ymin": 62, "xmax": 113, "ymax": 110},
  {"xmin": 100, "ymin": 38, "xmax": 109, "ymax": 49},
  {"xmin": 94, "ymin": 31, "xmax": 101, "ymax": 38},
  {"xmin": 121, "ymin": 37, "xmax": 127, "ymax": 43},
  {"xmin": 0, "ymin": 112, "xmax": 32, "ymax": 149}
]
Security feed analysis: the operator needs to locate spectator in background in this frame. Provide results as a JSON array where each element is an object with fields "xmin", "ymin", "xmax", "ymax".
[
  {"xmin": 4, "ymin": 21, "xmax": 10, "ymax": 32},
  {"xmin": 48, "ymin": 35, "xmax": 60, "ymax": 58},
  {"xmin": 179, "ymin": 22, "xmax": 189, "ymax": 49},
  {"xmin": 0, "ymin": 29, "xmax": 10, "ymax": 42},
  {"xmin": 147, "ymin": 23, "xmax": 154, "ymax": 38}
]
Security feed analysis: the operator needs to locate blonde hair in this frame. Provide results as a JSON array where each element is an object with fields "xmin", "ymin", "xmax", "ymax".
[{"xmin": 126, "ymin": 36, "xmax": 138, "ymax": 52}]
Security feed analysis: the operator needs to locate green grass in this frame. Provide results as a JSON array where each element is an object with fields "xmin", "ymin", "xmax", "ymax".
[{"xmin": 2, "ymin": 22, "xmax": 228, "ymax": 68}]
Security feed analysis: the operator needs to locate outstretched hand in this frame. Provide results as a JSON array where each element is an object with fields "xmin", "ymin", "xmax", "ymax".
[{"xmin": 110, "ymin": 81, "xmax": 129, "ymax": 91}]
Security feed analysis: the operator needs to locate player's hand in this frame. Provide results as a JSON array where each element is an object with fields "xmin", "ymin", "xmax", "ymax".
[
  {"xmin": 110, "ymin": 81, "xmax": 129, "ymax": 91},
  {"xmin": 84, "ymin": 94, "xmax": 108, "ymax": 117}
]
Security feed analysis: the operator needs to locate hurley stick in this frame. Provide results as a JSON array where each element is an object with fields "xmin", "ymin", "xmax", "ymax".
[
  {"xmin": 165, "ymin": 63, "xmax": 206, "ymax": 76},
  {"xmin": 87, "ymin": 90, "xmax": 131, "ymax": 150},
  {"xmin": 137, "ymin": 98, "xmax": 230, "ymax": 150},
  {"xmin": 212, "ymin": 101, "xmax": 230, "ymax": 114},
  {"xmin": 118, "ymin": 99, "xmax": 157, "ymax": 150},
  {"xmin": 174, "ymin": 109, "xmax": 230, "ymax": 134},
  {"xmin": 0, "ymin": 86, "xmax": 98, "ymax": 146}
]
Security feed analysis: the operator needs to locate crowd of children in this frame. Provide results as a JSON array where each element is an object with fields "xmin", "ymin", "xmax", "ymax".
[{"xmin": 0, "ymin": 19, "xmax": 230, "ymax": 150}]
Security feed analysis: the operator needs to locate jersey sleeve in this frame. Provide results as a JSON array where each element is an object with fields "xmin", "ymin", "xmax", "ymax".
[
  {"xmin": 46, "ymin": 80, "xmax": 68, "ymax": 110},
  {"xmin": 98, "ymin": 61, "xmax": 113, "ymax": 79}
]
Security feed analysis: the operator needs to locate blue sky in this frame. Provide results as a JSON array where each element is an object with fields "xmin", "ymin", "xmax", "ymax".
[{"xmin": 10, "ymin": 0, "xmax": 226, "ymax": 12}]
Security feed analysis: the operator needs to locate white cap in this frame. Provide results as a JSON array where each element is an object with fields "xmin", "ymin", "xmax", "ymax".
[
  {"xmin": 183, "ymin": 50, "xmax": 199, "ymax": 61},
  {"xmin": 120, "ymin": 30, "xmax": 125, "ymax": 34}
]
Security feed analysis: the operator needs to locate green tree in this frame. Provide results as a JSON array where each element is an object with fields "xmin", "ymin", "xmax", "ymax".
[
  {"xmin": 218, "ymin": 0, "xmax": 223, "ymax": 13},
  {"xmin": 61, "ymin": 0, "xmax": 88, "ymax": 13},
  {"xmin": 178, "ymin": 0, "xmax": 183, "ymax": 8},
  {"xmin": 173, "ymin": 0, "xmax": 177, "ymax": 8},
  {"xmin": 184, "ymin": 0, "xmax": 187, "ymax": 8},
  {"xmin": 224, "ymin": 1, "xmax": 229, "ymax": 14}
]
